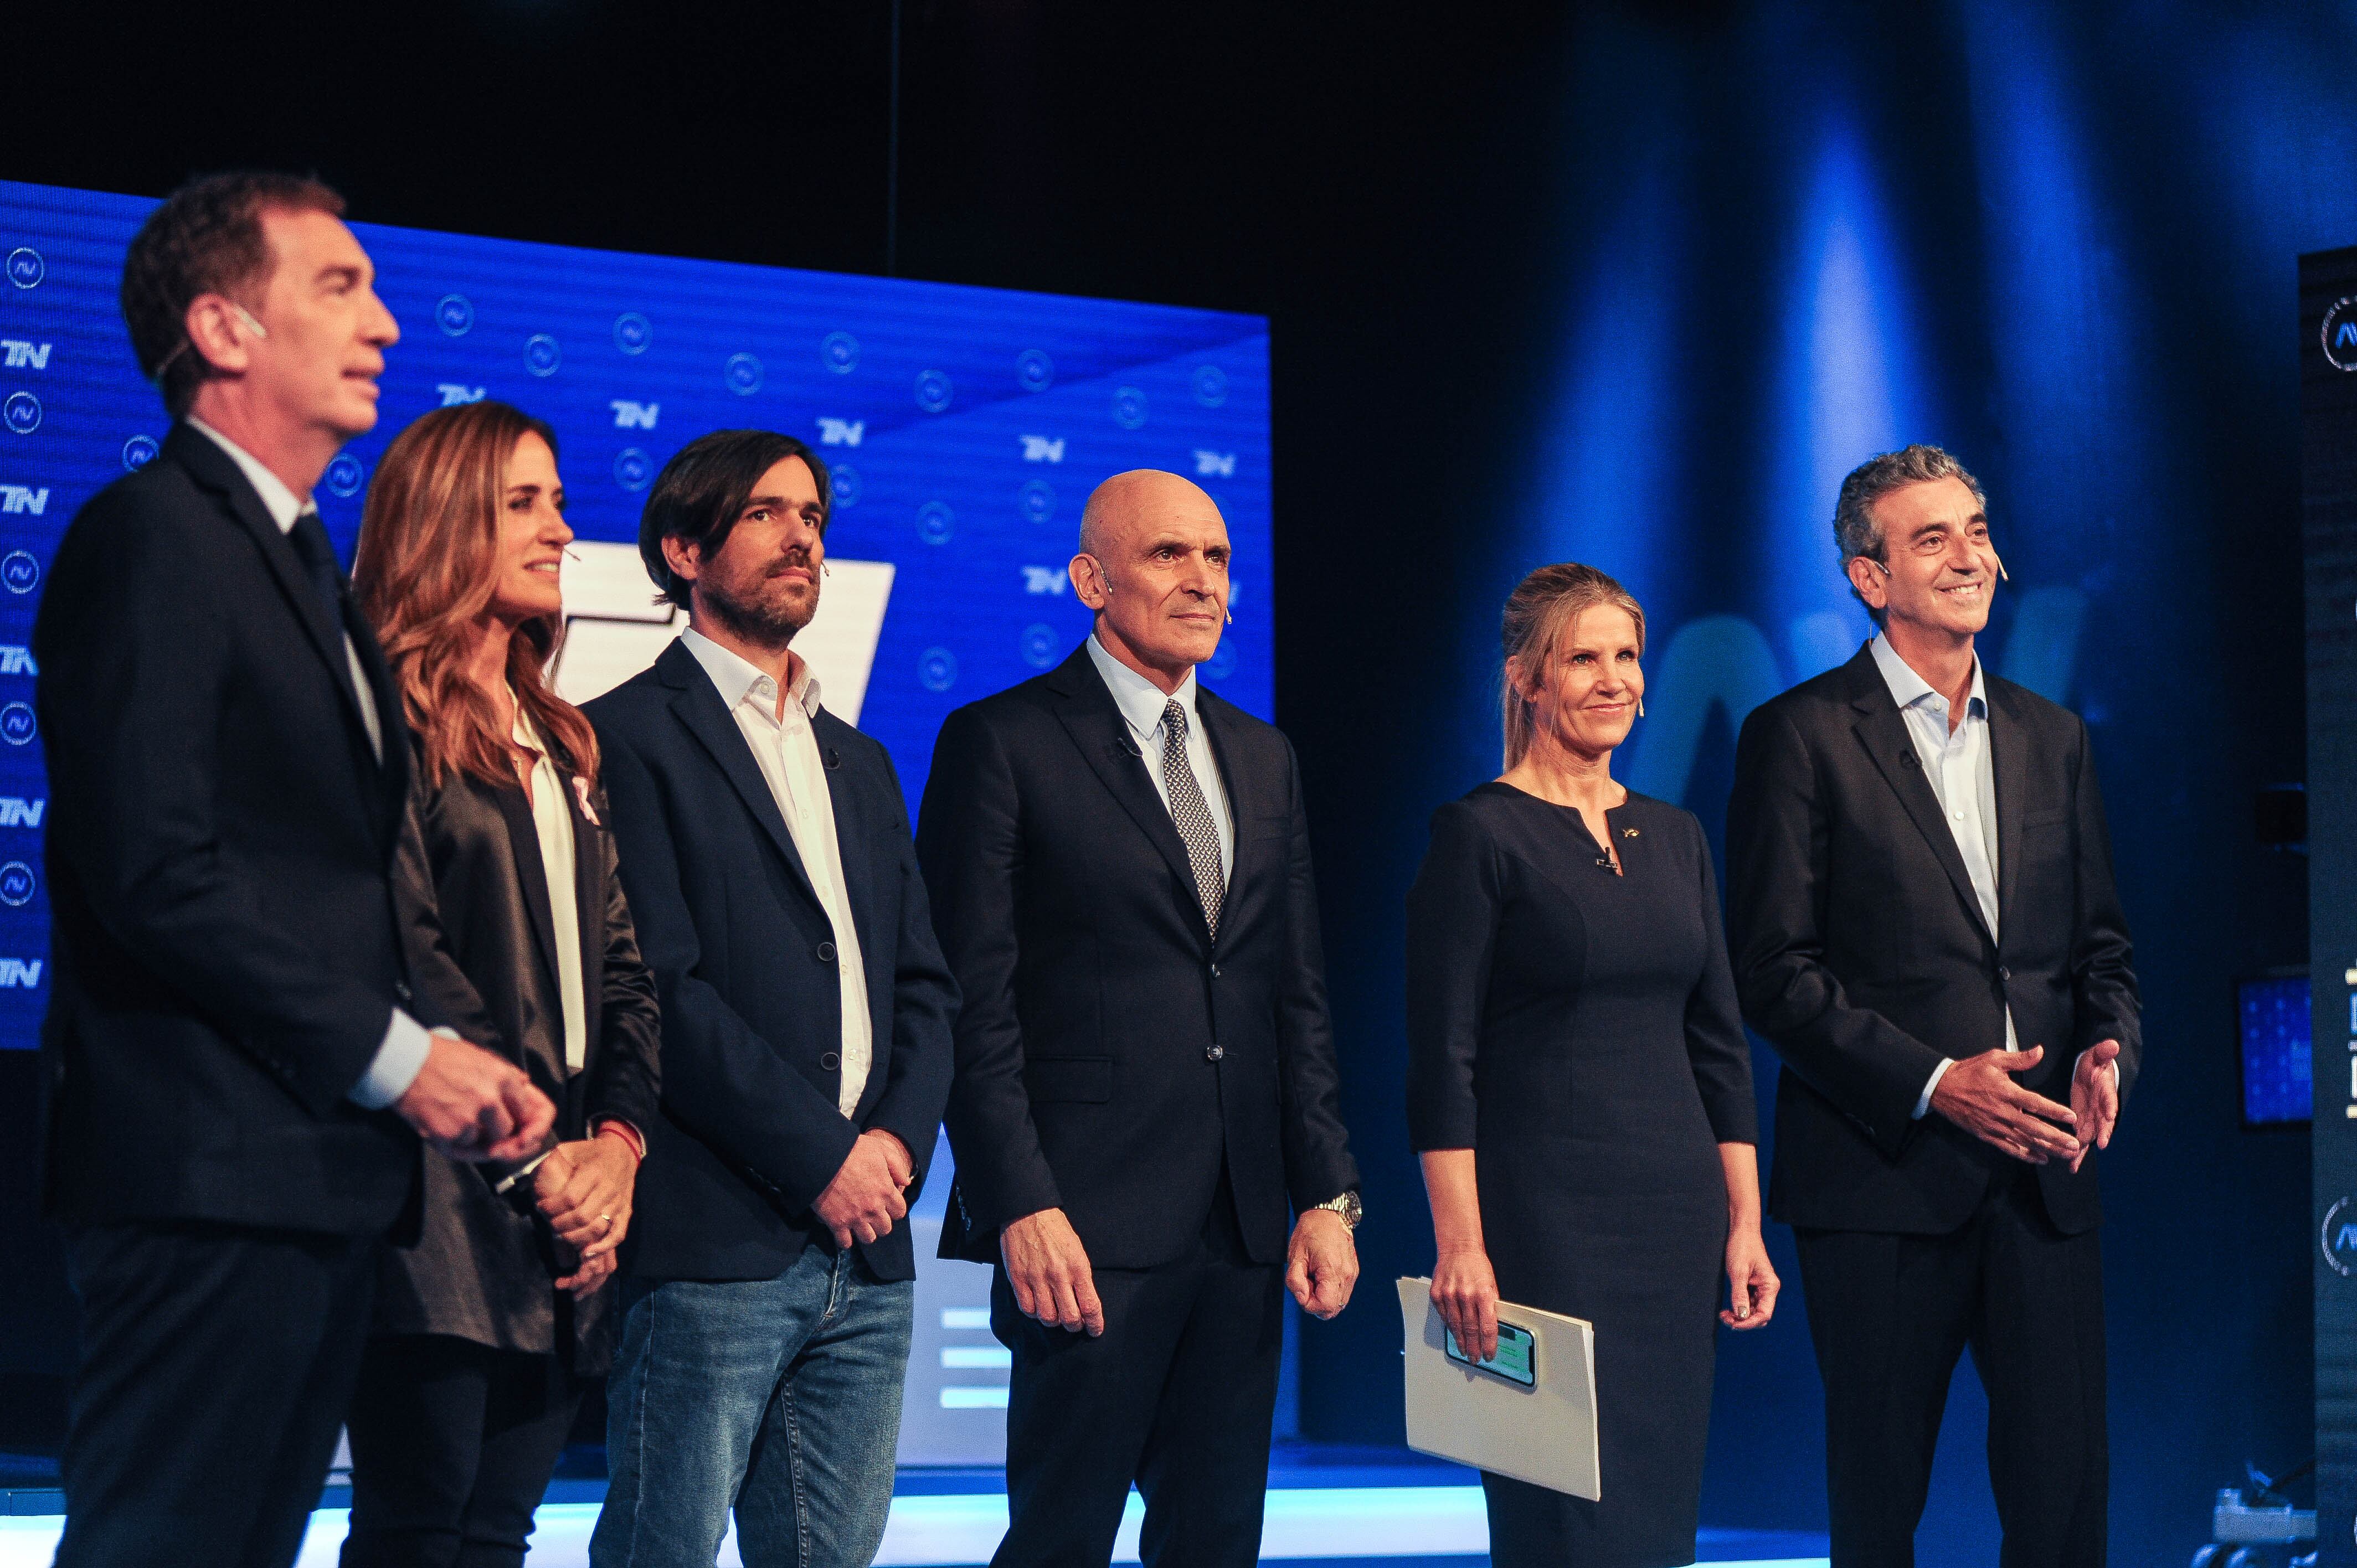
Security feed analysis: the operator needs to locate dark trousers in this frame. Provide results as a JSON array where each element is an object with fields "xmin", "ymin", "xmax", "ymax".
[
  {"xmin": 55, "ymin": 1221, "xmax": 378, "ymax": 1568},
  {"xmin": 990, "ymin": 1172, "xmax": 1284, "ymax": 1568},
  {"xmin": 1795, "ymin": 1169, "xmax": 2107, "ymax": 1568},
  {"xmin": 341, "ymin": 1335, "xmax": 585, "ymax": 1568}
]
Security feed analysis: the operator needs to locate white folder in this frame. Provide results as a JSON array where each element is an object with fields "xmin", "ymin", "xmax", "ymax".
[{"xmin": 1397, "ymin": 1276, "xmax": 1601, "ymax": 1500}]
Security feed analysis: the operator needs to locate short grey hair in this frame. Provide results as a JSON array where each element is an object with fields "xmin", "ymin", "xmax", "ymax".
[{"xmin": 1833, "ymin": 443, "xmax": 1988, "ymax": 626}]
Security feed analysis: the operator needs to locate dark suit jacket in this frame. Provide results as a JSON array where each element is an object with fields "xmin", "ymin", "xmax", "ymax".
[
  {"xmin": 34, "ymin": 423, "xmax": 418, "ymax": 1234},
  {"xmin": 375, "ymin": 739, "xmax": 661, "ymax": 1367},
  {"xmin": 917, "ymin": 642, "xmax": 1360, "ymax": 1271},
  {"xmin": 585, "ymin": 638, "xmax": 958, "ymax": 1283},
  {"xmin": 1726, "ymin": 643, "xmax": 2141, "ymax": 1236}
]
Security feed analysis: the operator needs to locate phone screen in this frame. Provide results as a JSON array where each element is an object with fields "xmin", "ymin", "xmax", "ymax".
[{"xmin": 1443, "ymin": 1319, "xmax": 1537, "ymax": 1386}]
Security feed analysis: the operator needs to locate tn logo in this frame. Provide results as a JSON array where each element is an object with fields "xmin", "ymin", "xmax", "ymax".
[
  {"xmin": 2338, "ymin": 322, "xmax": 2357, "ymax": 350},
  {"xmin": 0, "ymin": 341, "xmax": 50, "ymax": 370},
  {"xmin": 438, "ymin": 384, "xmax": 486, "ymax": 406},
  {"xmin": 611, "ymin": 400, "xmax": 660, "ymax": 430},
  {"xmin": 0, "ymin": 647, "xmax": 37, "ymax": 676},
  {"xmin": 1019, "ymin": 436, "xmax": 1065, "ymax": 463},
  {"xmin": 0, "ymin": 958, "xmax": 40, "ymax": 988},
  {"xmin": 1193, "ymin": 450, "xmax": 1237, "ymax": 477},
  {"xmin": 2339, "ymin": 1223, "xmax": 2357, "ymax": 1253},
  {"xmin": 1021, "ymin": 566, "xmax": 1069, "ymax": 596},
  {"xmin": 0, "ymin": 797, "xmax": 42, "ymax": 827},
  {"xmin": 0, "ymin": 485, "xmax": 48, "ymax": 515},
  {"xmin": 817, "ymin": 418, "xmax": 864, "ymax": 447}
]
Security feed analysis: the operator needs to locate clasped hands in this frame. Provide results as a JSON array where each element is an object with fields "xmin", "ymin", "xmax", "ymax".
[
  {"xmin": 1000, "ymin": 1203, "xmax": 1358, "ymax": 1339},
  {"xmin": 1928, "ymin": 1039, "xmax": 2122, "ymax": 1173},
  {"xmin": 390, "ymin": 1030, "xmax": 640, "ymax": 1298}
]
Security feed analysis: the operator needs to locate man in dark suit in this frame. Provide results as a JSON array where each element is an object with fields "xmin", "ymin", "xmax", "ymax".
[
  {"xmin": 1726, "ymin": 444, "xmax": 2140, "ymax": 1567},
  {"xmin": 35, "ymin": 173, "xmax": 554, "ymax": 1568},
  {"xmin": 583, "ymin": 430, "xmax": 959, "ymax": 1568},
  {"xmin": 918, "ymin": 469, "xmax": 1362, "ymax": 1568}
]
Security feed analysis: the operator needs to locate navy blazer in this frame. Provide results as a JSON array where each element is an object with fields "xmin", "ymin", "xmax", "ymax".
[
  {"xmin": 1726, "ymin": 644, "xmax": 2140, "ymax": 1236},
  {"xmin": 34, "ymin": 423, "xmax": 418, "ymax": 1234},
  {"xmin": 585, "ymin": 638, "xmax": 959, "ymax": 1282},
  {"xmin": 917, "ymin": 642, "xmax": 1360, "ymax": 1271}
]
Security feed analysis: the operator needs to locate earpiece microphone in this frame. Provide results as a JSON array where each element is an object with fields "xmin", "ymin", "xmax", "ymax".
[
  {"xmin": 1225, "ymin": 607, "xmax": 1233, "ymax": 625},
  {"xmin": 1119, "ymin": 734, "xmax": 1143, "ymax": 760}
]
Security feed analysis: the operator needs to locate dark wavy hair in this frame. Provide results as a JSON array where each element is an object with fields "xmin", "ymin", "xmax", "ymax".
[
  {"xmin": 120, "ymin": 171, "xmax": 346, "ymax": 417},
  {"xmin": 352, "ymin": 401, "xmax": 601, "ymax": 791},
  {"xmin": 637, "ymin": 429, "xmax": 830, "ymax": 611}
]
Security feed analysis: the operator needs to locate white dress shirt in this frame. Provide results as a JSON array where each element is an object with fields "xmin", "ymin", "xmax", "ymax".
[
  {"xmin": 513, "ymin": 703, "xmax": 588, "ymax": 1074},
  {"xmin": 1869, "ymin": 633, "xmax": 2109, "ymax": 1118},
  {"xmin": 1084, "ymin": 632, "xmax": 1235, "ymax": 884},
  {"xmin": 186, "ymin": 420, "xmax": 429, "ymax": 1109},
  {"xmin": 682, "ymin": 628, "xmax": 873, "ymax": 1117}
]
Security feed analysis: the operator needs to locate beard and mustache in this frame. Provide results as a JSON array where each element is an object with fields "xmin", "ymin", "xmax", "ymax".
[{"xmin": 701, "ymin": 551, "xmax": 819, "ymax": 648}]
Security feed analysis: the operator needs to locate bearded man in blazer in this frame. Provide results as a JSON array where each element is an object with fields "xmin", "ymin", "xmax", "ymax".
[
  {"xmin": 918, "ymin": 469, "xmax": 1362, "ymax": 1568},
  {"xmin": 1726, "ymin": 444, "xmax": 2140, "ymax": 1568},
  {"xmin": 584, "ymin": 430, "xmax": 959, "ymax": 1568},
  {"xmin": 34, "ymin": 173, "xmax": 552, "ymax": 1568}
]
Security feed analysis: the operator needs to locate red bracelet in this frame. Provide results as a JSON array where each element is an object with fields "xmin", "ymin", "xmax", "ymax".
[{"xmin": 593, "ymin": 1121, "xmax": 645, "ymax": 1163}]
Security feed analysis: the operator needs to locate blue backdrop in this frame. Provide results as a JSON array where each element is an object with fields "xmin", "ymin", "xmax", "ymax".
[{"xmin": 0, "ymin": 176, "xmax": 1274, "ymax": 1056}]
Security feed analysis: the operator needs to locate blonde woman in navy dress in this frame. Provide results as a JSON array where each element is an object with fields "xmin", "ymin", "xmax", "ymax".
[{"xmin": 1407, "ymin": 563, "xmax": 1778, "ymax": 1566}]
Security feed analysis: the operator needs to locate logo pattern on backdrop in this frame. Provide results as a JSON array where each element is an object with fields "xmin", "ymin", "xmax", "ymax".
[{"xmin": 0, "ymin": 174, "xmax": 1272, "ymax": 1045}]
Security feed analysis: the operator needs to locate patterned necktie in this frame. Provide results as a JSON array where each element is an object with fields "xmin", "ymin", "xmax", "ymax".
[{"xmin": 1159, "ymin": 699, "xmax": 1225, "ymax": 938}]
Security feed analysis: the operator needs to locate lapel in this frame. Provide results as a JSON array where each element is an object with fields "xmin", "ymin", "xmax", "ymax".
[
  {"xmin": 166, "ymin": 424, "xmax": 388, "ymax": 780},
  {"xmin": 1193, "ymin": 689, "xmax": 1256, "ymax": 896},
  {"xmin": 486, "ymin": 776, "xmax": 565, "ymax": 1017},
  {"xmin": 655, "ymin": 639, "xmax": 823, "ymax": 912},
  {"xmin": 1841, "ymin": 647, "xmax": 1995, "ymax": 947},
  {"xmin": 344, "ymin": 605, "xmax": 409, "ymax": 848},
  {"xmin": 1988, "ymin": 677, "xmax": 2029, "ymax": 936},
  {"xmin": 1046, "ymin": 644, "xmax": 1213, "ymax": 944},
  {"xmin": 813, "ymin": 711, "xmax": 882, "ymax": 1002}
]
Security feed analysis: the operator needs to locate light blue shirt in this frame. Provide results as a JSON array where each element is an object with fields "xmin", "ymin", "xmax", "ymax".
[
  {"xmin": 1085, "ymin": 632, "xmax": 1235, "ymax": 886},
  {"xmin": 185, "ymin": 419, "xmax": 428, "ymax": 1110},
  {"xmin": 1867, "ymin": 632, "xmax": 2015, "ymax": 1116}
]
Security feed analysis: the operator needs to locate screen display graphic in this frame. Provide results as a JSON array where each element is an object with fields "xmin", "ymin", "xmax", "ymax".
[{"xmin": 0, "ymin": 178, "xmax": 1273, "ymax": 1055}]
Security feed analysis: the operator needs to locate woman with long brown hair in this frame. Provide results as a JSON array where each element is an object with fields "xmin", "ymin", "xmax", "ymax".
[{"xmin": 341, "ymin": 400, "xmax": 661, "ymax": 1568}]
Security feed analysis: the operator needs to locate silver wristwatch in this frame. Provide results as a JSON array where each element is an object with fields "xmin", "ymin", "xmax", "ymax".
[{"xmin": 1309, "ymin": 1189, "xmax": 1362, "ymax": 1231}]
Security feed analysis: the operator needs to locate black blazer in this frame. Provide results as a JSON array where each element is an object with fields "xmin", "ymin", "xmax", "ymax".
[
  {"xmin": 585, "ymin": 638, "xmax": 958, "ymax": 1283},
  {"xmin": 34, "ymin": 424, "xmax": 418, "ymax": 1234},
  {"xmin": 1725, "ymin": 644, "xmax": 2141, "ymax": 1236},
  {"xmin": 916, "ymin": 642, "xmax": 1360, "ymax": 1271},
  {"xmin": 375, "ymin": 740, "xmax": 661, "ymax": 1365}
]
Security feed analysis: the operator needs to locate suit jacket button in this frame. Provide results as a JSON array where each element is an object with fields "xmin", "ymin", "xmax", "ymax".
[
  {"xmin": 1998, "ymin": 965, "xmax": 2011, "ymax": 982},
  {"xmin": 1205, "ymin": 1045, "xmax": 1224, "ymax": 1062},
  {"xmin": 1210, "ymin": 963, "xmax": 1222, "ymax": 978},
  {"xmin": 817, "ymin": 941, "xmax": 837, "ymax": 963},
  {"xmin": 821, "ymin": 1051, "xmax": 840, "ymax": 1071},
  {"xmin": 394, "ymin": 981, "xmax": 413, "ymax": 1004}
]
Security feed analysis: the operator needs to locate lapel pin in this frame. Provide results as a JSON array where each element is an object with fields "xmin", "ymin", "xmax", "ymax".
[{"xmin": 1622, "ymin": 827, "xmax": 1639, "ymax": 839}]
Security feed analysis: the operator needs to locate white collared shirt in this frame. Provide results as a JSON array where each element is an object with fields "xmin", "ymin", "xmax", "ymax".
[
  {"xmin": 513, "ymin": 702, "xmax": 587, "ymax": 1075},
  {"xmin": 183, "ymin": 420, "xmax": 426, "ymax": 1108},
  {"xmin": 1084, "ymin": 632, "xmax": 1235, "ymax": 885},
  {"xmin": 681, "ymin": 627, "xmax": 873, "ymax": 1117},
  {"xmin": 1869, "ymin": 633, "xmax": 2014, "ymax": 1118}
]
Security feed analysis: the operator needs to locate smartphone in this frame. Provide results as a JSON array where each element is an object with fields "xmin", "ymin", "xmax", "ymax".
[{"xmin": 1443, "ymin": 1318, "xmax": 1537, "ymax": 1387}]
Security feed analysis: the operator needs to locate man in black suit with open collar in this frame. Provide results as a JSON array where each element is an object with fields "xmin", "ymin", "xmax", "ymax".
[
  {"xmin": 34, "ymin": 173, "xmax": 553, "ymax": 1568},
  {"xmin": 584, "ymin": 430, "xmax": 958, "ymax": 1568},
  {"xmin": 918, "ymin": 468, "xmax": 1362, "ymax": 1568},
  {"xmin": 1726, "ymin": 445, "xmax": 2140, "ymax": 1567}
]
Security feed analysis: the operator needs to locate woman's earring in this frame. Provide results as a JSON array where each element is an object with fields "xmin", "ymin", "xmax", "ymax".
[{"xmin": 1636, "ymin": 695, "xmax": 1645, "ymax": 718}]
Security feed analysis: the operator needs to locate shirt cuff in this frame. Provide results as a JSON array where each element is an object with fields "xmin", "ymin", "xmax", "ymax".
[
  {"xmin": 1913, "ymin": 1057, "xmax": 1958, "ymax": 1121},
  {"xmin": 347, "ymin": 1007, "xmax": 433, "ymax": 1109},
  {"xmin": 593, "ymin": 1118, "xmax": 646, "ymax": 1163},
  {"xmin": 2073, "ymin": 1050, "xmax": 2121, "ymax": 1091}
]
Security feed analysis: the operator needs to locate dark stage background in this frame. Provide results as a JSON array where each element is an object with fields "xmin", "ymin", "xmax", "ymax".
[{"xmin": 6, "ymin": 2, "xmax": 2354, "ymax": 1562}]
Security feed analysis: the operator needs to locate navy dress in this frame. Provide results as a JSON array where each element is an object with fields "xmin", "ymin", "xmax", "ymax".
[{"xmin": 1406, "ymin": 783, "xmax": 1757, "ymax": 1567}]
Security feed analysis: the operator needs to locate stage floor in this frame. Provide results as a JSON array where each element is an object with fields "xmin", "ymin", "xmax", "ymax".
[{"xmin": 0, "ymin": 1448, "xmax": 1831, "ymax": 1566}]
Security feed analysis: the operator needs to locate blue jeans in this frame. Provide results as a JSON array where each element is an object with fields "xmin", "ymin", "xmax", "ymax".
[{"xmin": 590, "ymin": 1247, "xmax": 912, "ymax": 1568}]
